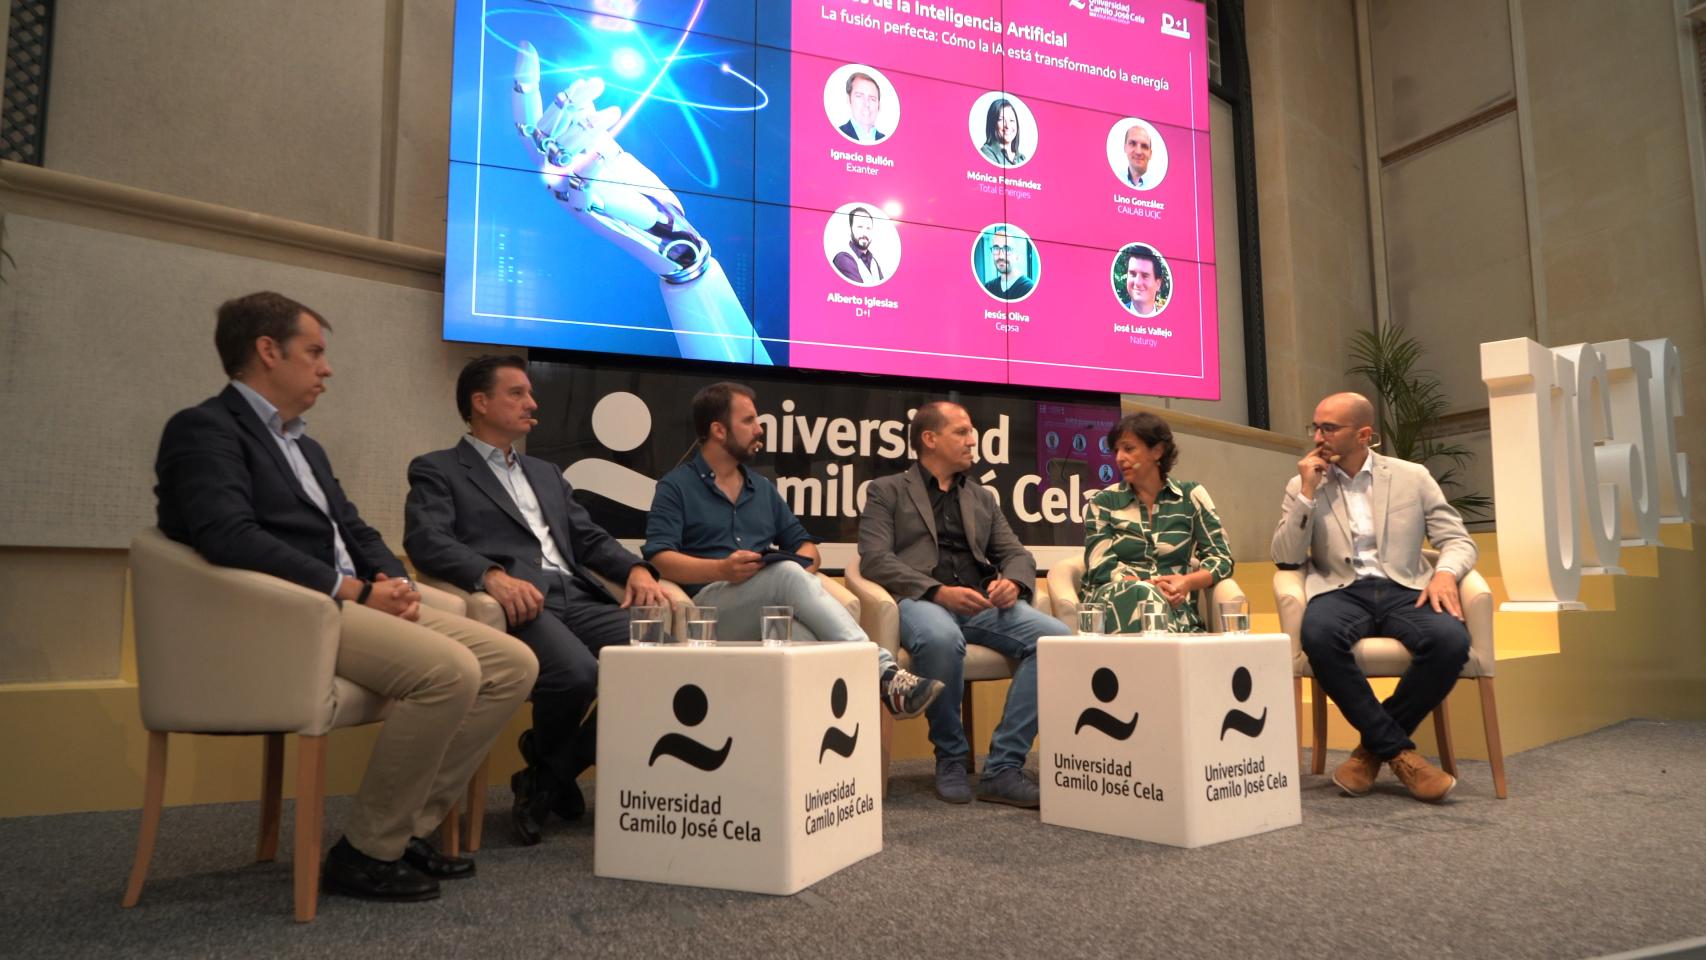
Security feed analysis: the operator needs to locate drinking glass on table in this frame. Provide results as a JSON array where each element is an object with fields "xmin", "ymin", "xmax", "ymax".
[
  {"xmin": 628, "ymin": 605, "xmax": 666, "ymax": 646},
  {"xmin": 760, "ymin": 605, "xmax": 793, "ymax": 646},
  {"xmin": 1141, "ymin": 598, "xmax": 1169, "ymax": 637},
  {"xmin": 685, "ymin": 605, "xmax": 718, "ymax": 647},
  {"xmin": 1076, "ymin": 604, "xmax": 1106, "ymax": 636},
  {"xmin": 1218, "ymin": 598, "xmax": 1251, "ymax": 634}
]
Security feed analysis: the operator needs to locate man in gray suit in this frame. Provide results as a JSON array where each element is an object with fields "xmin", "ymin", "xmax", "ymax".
[
  {"xmin": 1272, "ymin": 392, "xmax": 1475, "ymax": 803},
  {"xmin": 405, "ymin": 355, "xmax": 669, "ymax": 844},
  {"xmin": 857, "ymin": 401, "xmax": 1067, "ymax": 807}
]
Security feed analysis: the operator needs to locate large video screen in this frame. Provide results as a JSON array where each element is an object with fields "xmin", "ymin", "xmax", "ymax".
[{"xmin": 445, "ymin": 0, "xmax": 1218, "ymax": 398}]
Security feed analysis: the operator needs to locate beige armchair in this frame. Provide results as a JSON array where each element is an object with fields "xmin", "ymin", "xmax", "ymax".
[
  {"xmin": 1046, "ymin": 554, "xmax": 1248, "ymax": 633},
  {"xmin": 1273, "ymin": 550, "xmax": 1506, "ymax": 798},
  {"xmin": 124, "ymin": 528, "xmax": 471, "ymax": 922},
  {"xmin": 842, "ymin": 556, "xmax": 1020, "ymax": 794}
]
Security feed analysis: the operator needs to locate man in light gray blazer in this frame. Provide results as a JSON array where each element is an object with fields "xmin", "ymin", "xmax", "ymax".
[
  {"xmin": 405, "ymin": 356, "xmax": 668, "ymax": 845},
  {"xmin": 858, "ymin": 401, "xmax": 1068, "ymax": 808},
  {"xmin": 1272, "ymin": 392, "xmax": 1476, "ymax": 803}
]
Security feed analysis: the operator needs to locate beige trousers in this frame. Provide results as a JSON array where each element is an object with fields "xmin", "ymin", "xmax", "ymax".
[{"xmin": 334, "ymin": 602, "xmax": 537, "ymax": 860}]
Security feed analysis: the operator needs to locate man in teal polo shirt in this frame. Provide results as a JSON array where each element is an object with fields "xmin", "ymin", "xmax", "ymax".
[{"xmin": 643, "ymin": 381, "xmax": 942, "ymax": 719}]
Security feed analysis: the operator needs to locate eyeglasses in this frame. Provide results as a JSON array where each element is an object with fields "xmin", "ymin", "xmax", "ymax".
[{"xmin": 1306, "ymin": 422, "xmax": 1350, "ymax": 438}]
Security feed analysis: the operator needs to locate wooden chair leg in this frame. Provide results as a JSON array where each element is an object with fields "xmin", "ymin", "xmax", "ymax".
[
  {"xmin": 1479, "ymin": 677, "xmax": 1508, "ymax": 799},
  {"xmin": 879, "ymin": 706, "xmax": 894, "ymax": 800},
  {"xmin": 440, "ymin": 802, "xmax": 462, "ymax": 858},
  {"xmin": 257, "ymin": 733, "xmax": 284, "ymax": 862},
  {"xmin": 1293, "ymin": 678, "xmax": 1305, "ymax": 772},
  {"xmin": 294, "ymin": 735, "xmax": 327, "ymax": 923},
  {"xmin": 466, "ymin": 757, "xmax": 489, "ymax": 853},
  {"xmin": 1310, "ymin": 679, "xmax": 1328, "ymax": 775},
  {"xmin": 122, "ymin": 730, "xmax": 168, "ymax": 908},
  {"xmin": 960, "ymin": 681, "xmax": 977, "ymax": 774},
  {"xmin": 1433, "ymin": 695, "xmax": 1458, "ymax": 776}
]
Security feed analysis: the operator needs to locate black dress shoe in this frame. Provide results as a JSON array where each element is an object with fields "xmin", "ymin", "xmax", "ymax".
[
  {"xmin": 553, "ymin": 777, "xmax": 587, "ymax": 821},
  {"xmin": 322, "ymin": 837, "xmax": 440, "ymax": 902},
  {"xmin": 510, "ymin": 768, "xmax": 550, "ymax": 846},
  {"xmin": 520, "ymin": 729, "xmax": 584, "ymax": 823},
  {"xmin": 403, "ymin": 836, "xmax": 476, "ymax": 880}
]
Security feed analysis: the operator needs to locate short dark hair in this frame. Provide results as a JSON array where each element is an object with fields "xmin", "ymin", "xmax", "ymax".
[
  {"xmin": 845, "ymin": 71, "xmax": 879, "ymax": 97},
  {"xmin": 692, "ymin": 381, "xmax": 756, "ymax": 441},
  {"xmin": 456, "ymin": 354, "xmax": 528, "ymax": 422},
  {"xmin": 214, "ymin": 292, "xmax": 329, "ymax": 378},
  {"xmin": 909, "ymin": 400, "xmax": 963, "ymax": 454},
  {"xmin": 1107, "ymin": 412, "xmax": 1179, "ymax": 479},
  {"xmin": 847, "ymin": 206, "xmax": 874, "ymax": 229}
]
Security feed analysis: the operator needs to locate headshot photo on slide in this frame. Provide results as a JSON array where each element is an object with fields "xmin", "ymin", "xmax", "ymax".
[
  {"xmin": 825, "ymin": 202, "xmax": 900, "ymax": 287},
  {"xmin": 825, "ymin": 64, "xmax": 899, "ymax": 145},
  {"xmin": 1112, "ymin": 242, "xmax": 1172, "ymax": 318},
  {"xmin": 1108, "ymin": 117, "xmax": 1168, "ymax": 191},
  {"xmin": 969, "ymin": 91, "xmax": 1037, "ymax": 169},
  {"xmin": 974, "ymin": 223, "xmax": 1040, "ymax": 303}
]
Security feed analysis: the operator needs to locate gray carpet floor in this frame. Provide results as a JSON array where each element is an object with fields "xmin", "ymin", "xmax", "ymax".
[{"xmin": 4, "ymin": 719, "xmax": 1703, "ymax": 959}]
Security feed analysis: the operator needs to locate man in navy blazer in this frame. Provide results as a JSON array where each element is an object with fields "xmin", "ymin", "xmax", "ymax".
[
  {"xmin": 404, "ymin": 355, "xmax": 667, "ymax": 845},
  {"xmin": 155, "ymin": 292, "xmax": 537, "ymax": 903}
]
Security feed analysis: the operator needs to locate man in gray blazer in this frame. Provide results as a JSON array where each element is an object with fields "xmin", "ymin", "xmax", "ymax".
[
  {"xmin": 1272, "ymin": 392, "xmax": 1475, "ymax": 803},
  {"xmin": 858, "ymin": 401, "xmax": 1067, "ymax": 807},
  {"xmin": 405, "ymin": 356, "xmax": 668, "ymax": 844}
]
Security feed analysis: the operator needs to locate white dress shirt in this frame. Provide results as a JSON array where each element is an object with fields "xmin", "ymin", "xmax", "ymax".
[
  {"xmin": 231, "ymin": 380, "xmax": 356, "ymax": 595},
  {"xmin": 1331, "ymin": 455, "xmax": 1390, "ymax": 581},
  {"xmin": 464, "ymin": 435, "xmax": 572, "ymax": 574}
]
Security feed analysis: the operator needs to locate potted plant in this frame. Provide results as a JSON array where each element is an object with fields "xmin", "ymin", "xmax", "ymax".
[{"xmin": 1347, "ymin": 327, "xmax": 1493, "ymax": 520}]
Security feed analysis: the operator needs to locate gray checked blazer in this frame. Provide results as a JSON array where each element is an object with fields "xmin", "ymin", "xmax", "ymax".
[
  {"xmin": 1270, "ymin": 451, "xmax": 1477, "ymax": 602},
  {"xmin": 857, "ymin": 466, "xmax": 1035, "ymax": 601}
]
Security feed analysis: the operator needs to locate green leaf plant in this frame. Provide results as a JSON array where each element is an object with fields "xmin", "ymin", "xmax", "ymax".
[{"xmin": 1346, "ymin": 326, "xmax": 1493, "ymax": 521}]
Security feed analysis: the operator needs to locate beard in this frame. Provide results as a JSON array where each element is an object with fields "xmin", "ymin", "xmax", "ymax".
[
  {"xmin": 853, "ymin": 234, "xmax": 871, "ymax": 251},
  {"xmin": 722, "ymin": 433, "xmax": 759, "ymax": 462}
]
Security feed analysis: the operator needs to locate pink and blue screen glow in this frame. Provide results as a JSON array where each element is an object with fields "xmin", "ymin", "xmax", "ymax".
[{"xmin": 445, "ymin": 0, "xmax": 1219, "ymax": 398}]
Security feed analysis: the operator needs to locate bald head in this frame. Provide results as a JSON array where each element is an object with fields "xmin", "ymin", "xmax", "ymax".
[
  {"xmin": 1320, "ymin": 392, "xmax": 1375, "ymax": 429},
  {"xmin": 1312, "ymin": 391, "xmax": 1376, "ymax": 472}
]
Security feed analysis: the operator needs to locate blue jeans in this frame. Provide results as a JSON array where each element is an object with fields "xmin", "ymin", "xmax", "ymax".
[
  {"xmin": 694, "ymin": 562, "xmax": 896, "ymax": 676},
  {"xmin": 1300, "ymin": 577, "xmax": 1471, "ymax": 759},
  {"xmin": 897, "ymin": 598, "xmax": 1064, "ymax": 772}
]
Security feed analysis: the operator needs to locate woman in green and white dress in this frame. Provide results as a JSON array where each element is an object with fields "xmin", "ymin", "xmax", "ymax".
[{"xmin": 1081, "ymin": 412, "xmax": 1234, "ymax": 634}]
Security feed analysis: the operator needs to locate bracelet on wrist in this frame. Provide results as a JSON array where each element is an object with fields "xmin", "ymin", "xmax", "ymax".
[{"xmin": 355, "ymin": 580, "xmax": 374, "ymax": 605}]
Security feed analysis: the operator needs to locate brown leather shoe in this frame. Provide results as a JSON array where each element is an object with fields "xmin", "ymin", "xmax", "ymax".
[
  {"xmin": 1389, "ymin": 749, "xmax": 1456, "ymax": 802},
  {"xmin": 1331, "ymin": 746, "xmax": 1382, "ymax": 797}
]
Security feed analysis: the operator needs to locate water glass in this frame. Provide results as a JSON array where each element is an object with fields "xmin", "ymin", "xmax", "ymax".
[
  {"xmin": 760, "ymin": 605, "xmax": 794, "ymax": 646},
  {"xmin": 1141, "ymin": 599, "xmax": 1169, "ymax": 637},
  {"xmin": 1218, "ymin": 598, "xmax": 1251, "ymax": 634},
  {"xmin": 628, "ymin": 605, "xmax": 666, "ymax": 646},
  {"xmin": 1076, "ymin": 605, "xmax": 1106, "ymax": 636},
  {"xmin": 685, "ymin": 604, "xmax": 718, "ymax": 647}
]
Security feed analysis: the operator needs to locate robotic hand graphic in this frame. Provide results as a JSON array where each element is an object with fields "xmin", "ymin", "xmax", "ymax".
[{"xmin": 514, "ymin": 41, "xmax": 770, "ymax": 365}]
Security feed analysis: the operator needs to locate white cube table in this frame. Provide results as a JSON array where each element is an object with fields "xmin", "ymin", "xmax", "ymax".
[
  {"xmin": 1038, "ymin": 633, "xmax": 1300, "ymax": 848},
  {"xmin": 595, "ymin": 641, "xmax": 884, "ymax": 894}
]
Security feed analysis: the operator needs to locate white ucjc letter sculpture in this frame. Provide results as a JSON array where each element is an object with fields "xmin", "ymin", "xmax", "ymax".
[{"xmin": 1481, "ymin": 337, "xmax": 1689, "ymax": 611}]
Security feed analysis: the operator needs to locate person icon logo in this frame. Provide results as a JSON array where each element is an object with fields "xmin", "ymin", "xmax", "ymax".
[
  {"xmin": 1219, "ymin": 666, "xmax": 1268, "ymax": 740},
  {"xmin": 563, "ymin": 390, "xmax": 660, "ymax": 512},
  {"xmin": 1098, "ymin": 463, "xmax": 1116, "ymax": 484},
  {"xmin": 818, "ymin": 677, "xmax": 860, "ymax": 762},
  {"xmin": 1074, "ymin": 667, "xmax": 1139, "ymax": 740},
  {"xmin": 648, "ymin": 683, "xmax": 733, "ymax": 770}
]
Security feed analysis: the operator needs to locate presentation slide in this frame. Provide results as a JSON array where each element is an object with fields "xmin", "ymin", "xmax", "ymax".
[{"xmin": 445, "ymin": 0, "xmax": 1218, "ymax": 398}]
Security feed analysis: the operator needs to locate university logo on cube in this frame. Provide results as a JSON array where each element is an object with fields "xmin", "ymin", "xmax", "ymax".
[
  {"xmin": 596, "ymin": 644, "xmax": 884, "ymax": 894},
  {"xmin": 1039, "ymin": 633, "xmax": 1300, "ymax": 848}
]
